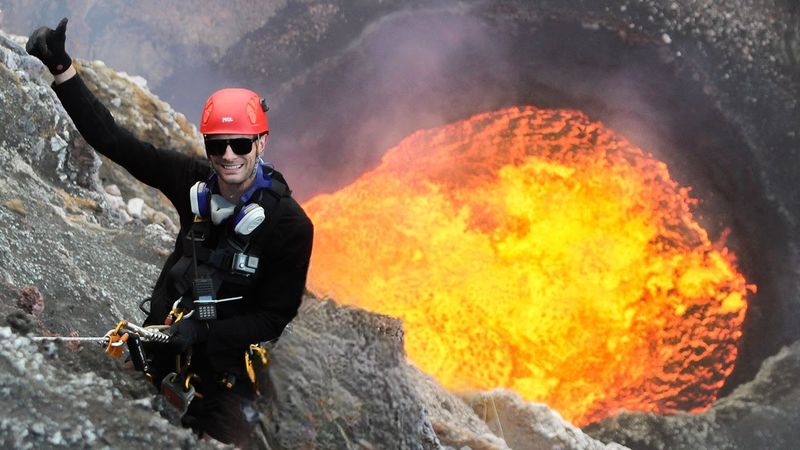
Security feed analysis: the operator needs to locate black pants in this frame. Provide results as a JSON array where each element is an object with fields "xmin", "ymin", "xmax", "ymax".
[{"xmin": 182, "ymin": 386, "xmax": 260, "ymax": 448}]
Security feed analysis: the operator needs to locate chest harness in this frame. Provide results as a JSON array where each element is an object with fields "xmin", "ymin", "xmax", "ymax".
[
  {"xmin": 156, "ymin": 164, "xmax": 287, "ymax": 410},
  {"xmin": 167, "ymin": 163, "xmax": 290, "ymax": 322}
]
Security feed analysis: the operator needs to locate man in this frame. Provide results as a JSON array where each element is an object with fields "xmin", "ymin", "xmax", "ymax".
[{"xmin": 26, "ymin": 18, "xmax": 313, "ymax": 447}]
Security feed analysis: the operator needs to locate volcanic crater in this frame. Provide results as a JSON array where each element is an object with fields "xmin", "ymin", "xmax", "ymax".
[
  {"xmin": 3, "ymin": 1, "xmax": 798, "ymax": 447},
  {"xmin": 242, "ymin": 3, "xmax": 799, "ymax": 425}
]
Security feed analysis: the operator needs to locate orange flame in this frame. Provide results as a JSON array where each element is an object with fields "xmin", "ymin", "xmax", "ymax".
[{"xmin": 303, "ymin": 106, "xmax": 754, "ymax": 426}]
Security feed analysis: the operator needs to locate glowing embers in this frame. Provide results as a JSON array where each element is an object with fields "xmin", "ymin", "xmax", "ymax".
[{"xmin": 303, "ymin": 106, "xmax": 754, "ymax": 426}]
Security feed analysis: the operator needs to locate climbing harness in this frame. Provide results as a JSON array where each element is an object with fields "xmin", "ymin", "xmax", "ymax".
[
  {"xmin": 31, "ymin": 167, "xmax": 290, "ymax": 418},
  {"xmin": 170, "ymin": 163, "xmax": 290, "ymax": 302}
]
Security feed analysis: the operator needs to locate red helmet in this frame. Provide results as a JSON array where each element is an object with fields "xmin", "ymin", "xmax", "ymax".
[{"xmin": 200, "ymin": 88, "xmax": 269, "ymax": 136}]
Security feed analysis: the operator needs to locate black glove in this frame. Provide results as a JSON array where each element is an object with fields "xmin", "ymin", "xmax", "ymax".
[
  {"xmin": 26, "ymin": 17, "xmax": 72, "ymax": 75},
  {"xmin": 164, "ymin": 319, "xmax": 210, "ymax": 354}
]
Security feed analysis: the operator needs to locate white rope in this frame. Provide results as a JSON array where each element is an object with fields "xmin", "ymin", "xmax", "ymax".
[{"xmin": 489, "ymin": 394, "xmax": 505, "ymax": 441}]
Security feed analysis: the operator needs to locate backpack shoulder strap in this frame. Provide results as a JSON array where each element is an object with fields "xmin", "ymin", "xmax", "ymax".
[{"xmin": 240, "ymin": 178, "xmax": 291, "ymax": 256}]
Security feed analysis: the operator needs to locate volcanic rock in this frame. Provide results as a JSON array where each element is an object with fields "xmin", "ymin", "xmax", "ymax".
[
  {"xmin": 259, "ymin": 298, "xmax": 440, "ymax": 449},
  {"xmin": 16, "ymin": 286, "xmax": 44, "ymax": 316},
  {"xmin": 74, "ymin": 58, "xmax": 202, "ymax": 224},
  {"xmin": 0, "ymin": 27, "xmax": 200, "ymax": 227},
  {"xmin": 0, "ymin": 326, "xmax": 220, "ymax": 450},
  {"xmin": 0, "ymin": 31, "xmax": 93, "ymax": 188},
  {"xmin": 586, "ymin": 340, "xmax": 800, "ymax": 449},
  {"xmin": 462, "ymin": 390, "xmax": 628, "ymax": 450},
  {"xmin": 5, "ymin": 311, "xmax": 34, "ymax": 334},
  {"xmin": 260, "ymin": 297, "xmax": 624, "ymax": 449}
]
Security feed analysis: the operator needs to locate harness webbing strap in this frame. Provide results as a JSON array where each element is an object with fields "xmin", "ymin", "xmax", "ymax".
[{"xmin": 170, "ymin": 178, "xmax": 291, "ymax": 300}]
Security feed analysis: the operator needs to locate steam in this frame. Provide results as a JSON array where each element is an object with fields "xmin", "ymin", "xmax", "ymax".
[
  {"xmin": 265, "ymin": 3, "xmax": 791, "ymax": 396},
  {"xmin": 265, "ymin": 5, "xmax": 696, "ymax": 204},
  {"xmin": 268, "ymin": 6, "xmax": 520, "ymax": 201}
]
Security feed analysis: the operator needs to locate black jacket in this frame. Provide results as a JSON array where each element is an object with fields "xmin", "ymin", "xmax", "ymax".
[{"xmin": 53, "ymin": 75, "xmax": 313, "ymax": 385}]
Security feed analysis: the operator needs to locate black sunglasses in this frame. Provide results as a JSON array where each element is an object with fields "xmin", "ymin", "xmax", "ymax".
[{"xmin": 204, "ymin": 136, "xmax": 258, "ymax": 156}]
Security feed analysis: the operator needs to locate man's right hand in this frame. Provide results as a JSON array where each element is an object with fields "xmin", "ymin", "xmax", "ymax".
[
  {"xmin": 160, "ymin": 318, "xmax": 210, "ymax": 355},
  {"xmin": 26, "ymin": 17, "xmax": 72, "ymax": 75}
]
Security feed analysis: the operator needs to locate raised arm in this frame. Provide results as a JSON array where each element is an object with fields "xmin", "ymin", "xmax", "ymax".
[{"xmin": 26, "ymin": 18, "xmax": 208, "ymax": 205}]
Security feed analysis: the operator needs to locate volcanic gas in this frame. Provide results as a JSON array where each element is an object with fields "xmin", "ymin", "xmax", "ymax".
[{"xmin": 303, "ymin": 106, "xmax": 755, "ymax": 426}]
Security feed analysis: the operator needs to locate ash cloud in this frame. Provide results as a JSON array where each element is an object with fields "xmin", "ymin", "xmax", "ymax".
[
  {"xmin": 269, "ymin": 5, "xmax": 521, "ymax": 201},
  {"xmin": 264, "ymin": 3, "xmax": 744, "ymax": 207}
]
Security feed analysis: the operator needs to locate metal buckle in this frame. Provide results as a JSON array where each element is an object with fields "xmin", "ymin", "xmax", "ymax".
[
  {"xmin": 231, "ymin": 252, "xmax": 259, "ymax": 276},
  {"xmin": 160, "ymin": 372, "xmax": 195, "ymax": 416},
  {"xmin": 188, "ymin": 231, "xmax": 206, "ymax": 242}
]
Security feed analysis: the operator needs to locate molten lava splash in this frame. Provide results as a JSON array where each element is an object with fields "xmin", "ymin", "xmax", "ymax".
[{"xmin": 303, "ymin": 106, "xmax": 754, "ymax": 426}]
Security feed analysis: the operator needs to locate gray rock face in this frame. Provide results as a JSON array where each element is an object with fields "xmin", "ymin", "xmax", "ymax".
[
  {"xmin": 0, "ymin": 327, "xmax": 221, "ymax": 450},
  {"xmin": 1, "ymin": 28, "xmax": 198, "ymax": 229},
  {"xmin": 259, "ymin": 299, "xmax": 441, "ymax": 449},
  {"xmin": 587, "ymin": 340, "xmax": 800, "ymax": 450},
  {"xmin": 0, "ymin": 31, "xmax": 96, "ymax": 189},
  {"xmin": 0, "ymin": 32, "xmax": 163, "ymax": 337},
  {"xmin": 75, "ymin": 58, "xmax": 203, "ymax": 225},
  {"xmin": 462, "ymin": 390, "xmax": 628, "ymax": 450},
  {"xmin": 0, "ymin": 29, "xmax": 203, "ymax": 447}
]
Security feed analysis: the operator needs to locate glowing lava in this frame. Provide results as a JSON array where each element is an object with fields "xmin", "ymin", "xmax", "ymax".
[{"xmin": 303, "ymin": 106, "xmax": 754, "ymax": 426}]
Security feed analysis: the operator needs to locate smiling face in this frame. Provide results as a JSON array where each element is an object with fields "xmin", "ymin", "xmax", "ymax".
[{"xmin": 205, "ymin": 134, "xmax": 267, "ymax": 192}]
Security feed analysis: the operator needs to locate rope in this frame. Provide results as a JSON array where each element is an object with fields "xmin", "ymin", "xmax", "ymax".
[
  {"xmin": 471, "ymin": 394, "xmax": 505, "ymax": 443},
  {"xmin": 489, "ymin": 394, "xmax": 505, "ymax": 442},
  {"xmin": 30, "ymin": 321, "xmax": 170, "ymax": 345}
]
